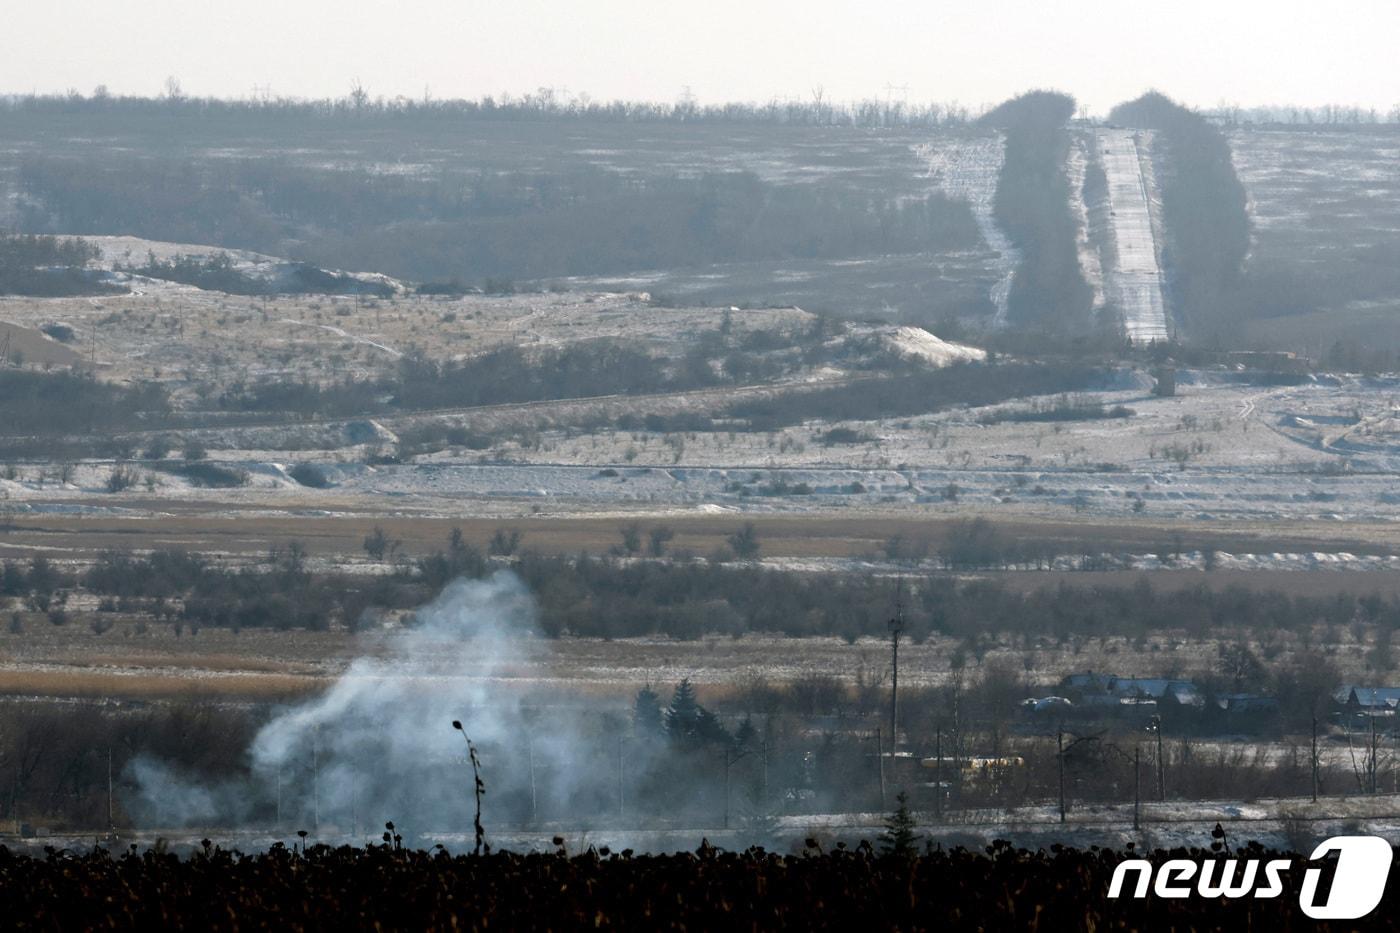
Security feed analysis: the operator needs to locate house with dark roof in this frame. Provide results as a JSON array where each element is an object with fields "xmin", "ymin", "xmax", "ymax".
[
  {"xmin": 1214, "ymin": 693, "xmax": 1279, "ymax": 714},
  {"xmin": 1058, "ymin": 672, "xmax": 1203, "ymax": 709},
  {"xmin": 1338, "ymin": 686, "xmax": 1400, "ymax": 716}
]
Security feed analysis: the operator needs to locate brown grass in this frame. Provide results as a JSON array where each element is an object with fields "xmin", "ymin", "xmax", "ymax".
[
  {"xmin": 0, "ymin": 669, "xmax": 319, "ymax": 700},
  {"xmin": 5, "ymin": 509, "xmax": 1399, "ymax": 563},
  {"xmin": 0, "ymin": 320, "xmax": 85, "ymax": 367}
]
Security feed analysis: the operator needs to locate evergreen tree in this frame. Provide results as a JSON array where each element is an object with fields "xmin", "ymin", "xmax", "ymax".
[
  {"xmin": 735, "ymin": 714, "xmax": 757, "ymax": 749},
  {"xmin": 694, "ymin": 706, "xmax": 731, "ymax": 746},
  {"xmin": 742, "ymin": 776, "xmax": 780, "ymax": 846},
  {"xmin": 666, "ymin": 678, "xmax": 701, "ymax": 741},
  {"xmin": 633, "ymin": 683, "xmax": 664, "ymax": 737},
  {"xmin": 878, "ymin": 791, "xmax": 919, "ymax": 857}
]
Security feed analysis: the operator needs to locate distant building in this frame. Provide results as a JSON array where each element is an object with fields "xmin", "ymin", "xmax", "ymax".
[
  {"xmin": 1222, "ymin": 349, "xmax": 1311, "ymax": 375},
  {"xmin": 1058, "ymin": 672, "xmax": 1203, "ymax": 709},
  {"xmin": 1214, "ymin": 694, "xmax": 1279, "ymax": 714},
  {"xmin": 1337, "ymin": 686, "xmax": 1400, "ymax": 716}
]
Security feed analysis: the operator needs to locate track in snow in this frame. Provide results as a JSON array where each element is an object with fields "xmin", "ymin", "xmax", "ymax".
[{"xmin": 1095, "ymin": 129, "xmax": 1170, "ymax": 344}]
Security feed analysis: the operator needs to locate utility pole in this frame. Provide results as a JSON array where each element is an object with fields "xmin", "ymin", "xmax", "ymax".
[
  {"xmin": 761, "ymin": 740, "xmax": 769, "ymax": 811},
  {"xmin": 615, "ymin": 736, "xmax": 622, "ymax": 820},
  {"xmin": 876, "ymin": 727, "xmax": 886, "ymax": 810},
  {"xmin": 1133, "ymin": 745, "xmax": 1141, "ymax": 831},
  {"xmin": 888, "ymin": 581, "xmax": 905, "ymax": 746},
  {"xmin": 107, "ymin": 747, "xmax": 114, "ymax": 832},
  {"xmin": 723, "ymin": 748, "xmax": 732, "ymax": 830},
  {"xmin": 312, "ymin": 726, "xmax": 321, "ymax": 832},
  {"xmin": 1370, "ymin": 714, "xmax": 1379, "ymax": 795},
  {"xmin": 722, "ymin": 747, "xmax": 752, "ymax": 831},
  {"xmin": 529, "ymin": 737, "xmax": 539, "ymax": 824},
  {"xmin": 934, "ymin": 728, "xmax": 943, "ymax": 821},
  {"xmin": 1153, "ymin": 715, "xmax": 1165, "ymax": 801},
  {"xmin": 1057, "ymin": 728, "xmax": 1067, "ymax": 823},
  {"xmin": 1311, "ymin": 717, "xmax": 1319, "ymax": 802}
]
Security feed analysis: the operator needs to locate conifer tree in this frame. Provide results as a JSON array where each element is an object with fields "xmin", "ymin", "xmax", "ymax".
[
  {"xmin": 666, "ymin": 678, "xmax": 701, "ymax": 740},
  {"xmin": 878, "ymin": 791, "xmax": 918, "ymax": 857},
  {"xmin": 633, "ymin": 683, "xmax": 664, "ymax": 737},
  {"xmin": 735, "ymin": 714, "xmax": 757, "ymax": 749}
]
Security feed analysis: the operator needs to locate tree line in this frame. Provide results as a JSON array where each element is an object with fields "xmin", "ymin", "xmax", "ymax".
[
  {"xmin": 19, "ymin": 156, "xmax": 979, "ymax": 285},
  {"xmin": 722, "ymin": 360, "xmax": 1107, "ymax": 432},
  {"xmin": 7, "ymin": 533, "xmax": 1400, "ymax": 643},
  {"xmin": 0, "ymin": 369, "xmax": 169, "ymax": 438},
  {"xmin": 1108, "ymin": 93, "xmax": 1250, "ymax": 341},
  {"xmin": 0, "ymin": 234, "xmax": 115, "ymax": 297},
  {"xmin": 0, "ymin": 88, "xmax": 981, "ymax": 127},
  {"xmin": 983, "ymin": 91, "xmax": 1094, "ymax": 334}
]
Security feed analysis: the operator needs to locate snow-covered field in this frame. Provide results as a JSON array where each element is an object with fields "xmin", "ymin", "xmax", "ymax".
[
  {"xmin": 919, "ymin": 134, "xmax": 1018, "ymax": 323},
  {"xmin": 1066, "ymin": 134, "xmax": 1106, "ymax": 309},
  {"xmin": 3, "ymin": 236, "xmax": 1398, "ymax": 558},
  {"xmin": 921, "ymin": 126, "xmax": 1174, "ymax": 339},
  {"xmin": 0, "ymin": 247, "xmax": 813, "ymax": 402},
  {"xmin": 1228, "ymin": 127, "xmax": 1400, "ymax": 238},
  {"xmin": 1095, "ymin": 129, "xmax": 1170, "ymax": 343},
  {"xmin": 6, "ymin": 367, "xmax": 1400, "ymax": 542}
]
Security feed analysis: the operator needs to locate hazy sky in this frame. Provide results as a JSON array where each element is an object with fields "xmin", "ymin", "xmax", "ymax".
[{"xmin": 4, "ymin": 0, "xmax": 1398, "ymax": 115}]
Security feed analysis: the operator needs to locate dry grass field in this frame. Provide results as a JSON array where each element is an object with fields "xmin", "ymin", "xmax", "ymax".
[
  {"xmin": 5, "ymin": 507, "xmax": 1400, "ymax": 563},
  {"xmin": 0, "ymin": 321, "xmax": 84, "ymax": 368},
  {"xmin": 0, "ymin": 560, "xmax": 1388, "ymax": 705},
  {"xmin": 0, "ymin": 261, "xmax": 809, "ymax": 401}
]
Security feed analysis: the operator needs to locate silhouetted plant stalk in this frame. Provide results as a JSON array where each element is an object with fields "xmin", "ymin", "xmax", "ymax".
[{"xmin": 453, "ymin": 720, "xmax": 488, "ymax": 855}]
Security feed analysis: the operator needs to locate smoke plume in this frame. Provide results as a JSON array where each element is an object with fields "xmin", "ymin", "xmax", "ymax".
[{"xmin": 126, "ymin": 572, "xmax": 641, "ymax": 843}]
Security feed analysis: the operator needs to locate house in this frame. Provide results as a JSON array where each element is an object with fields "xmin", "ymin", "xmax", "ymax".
[
  {"xmin": 1215, "ymin": 694, "xmax": 1279, "ymax": 714},
  {"xmin": 1116, "ymin": 679, "xmax": 1204, "ymax": 708},
  {"xmin": 1058, "ymin": 672, "xmax": 1203, "ymax": 709},
  {"xmin": 1337, "ymin": 686, "xmax": 1400, "ymax": 716}
]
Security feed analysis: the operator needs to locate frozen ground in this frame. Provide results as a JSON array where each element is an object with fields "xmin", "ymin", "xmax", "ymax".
[
  {"xmin": 1066, "ymin": 134, "xmax": 1106, "ymax": 309},
  {"xmin": 0, "ymin": 120, "xmax": 1012, "ymax": 323},
  {"xmin": 6, "ymin": 371, "xmax": 1400, "ymax": 544},
  {"xmin": 1095, "ymin": 129, "xmax": 1170, "ymax": 343},
  {"xmin": 919, "ymin": 133, "xmax": 1018, "ymax": 323},
  {"xmin": 85, "ymin": 236, "xmax": 407, "ymax": 296},
  {"xmin": 1227, "ymin": 125, "xmax": 1400, "ymax": 337},
  {"xmin": 0, "ymin": 243, "xmax": 814, "ymax": 402},
  {"xmin": 1228, "ymin": 127, "xmax": 1400, "ymax": 240}
]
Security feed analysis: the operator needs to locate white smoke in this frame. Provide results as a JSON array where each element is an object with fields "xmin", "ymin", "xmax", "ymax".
[{"xmin": 125, "ymin": 572, "xmax": 640, "ymax": 841}]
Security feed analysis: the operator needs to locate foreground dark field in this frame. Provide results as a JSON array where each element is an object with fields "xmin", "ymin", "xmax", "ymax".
[{"xmin": 0, "ymin": 840, "xmax": 1387, "ymax": 931}]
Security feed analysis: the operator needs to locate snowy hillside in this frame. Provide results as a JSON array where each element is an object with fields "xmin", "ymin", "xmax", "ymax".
[{"xmin": 1094, "ymin": 129, "xmax": 1171, "ymax": 343}]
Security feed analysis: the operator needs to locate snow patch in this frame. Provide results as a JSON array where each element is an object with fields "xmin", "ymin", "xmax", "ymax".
[
  {"xmin": 1094, "ymin": 129, "xmax": 1170, "ymax": 343},
  {"xmin": 918, "ymin": 135, "xmax": 1019, "ymax": 324},
  {"xmin": 882, "ymin": 326, "xmax": 986, "ymax": 367}
]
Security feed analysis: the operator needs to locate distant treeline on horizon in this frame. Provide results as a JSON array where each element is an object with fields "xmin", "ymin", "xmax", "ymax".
[{"xmin": 2, "ymin": 87, "xmax": 1398, "ymax": 127}]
